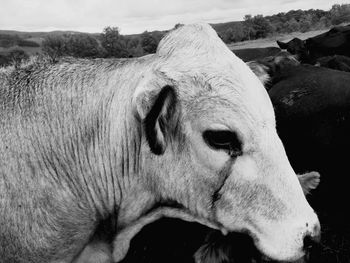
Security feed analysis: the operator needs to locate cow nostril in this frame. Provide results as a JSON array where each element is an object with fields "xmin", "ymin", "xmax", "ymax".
[
  {"xmin": 303, "ymin": 233, "xmax": 321, "ymax": 252},
  {"xmin": 303, "ymin": 235, "xmax": 314, "ymax": 251}
]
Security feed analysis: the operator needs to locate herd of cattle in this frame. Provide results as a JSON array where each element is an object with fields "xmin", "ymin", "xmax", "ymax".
[{"xmin": 0, "ymin": 23, "xmax": 349, "ymax": 263}]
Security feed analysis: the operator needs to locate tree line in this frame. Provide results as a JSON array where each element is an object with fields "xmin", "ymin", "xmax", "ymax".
[
  {"xmin": 219, "ymin": 4, "xmax": 350, "ymax": 43},
  {"xmin": 0, "ymin": 3, "xmax": 349, "ymax": 67},
  {"xmin": 0, "ymin": 27, "xmax": 162, "ymax": 67},
  {"xmin": 41, "ymin": 27, "xmax": 162, "ymax": 62}
]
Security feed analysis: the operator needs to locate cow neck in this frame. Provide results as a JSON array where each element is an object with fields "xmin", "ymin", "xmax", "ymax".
[{"xmin": 106, "ymin": 61, "xmax": 157, "ymax": 229}]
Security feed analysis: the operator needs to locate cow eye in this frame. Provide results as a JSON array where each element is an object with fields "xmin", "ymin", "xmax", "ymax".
[{"xmin": 203, "ymin": 130, "xmax": 242, "ymax": 157}]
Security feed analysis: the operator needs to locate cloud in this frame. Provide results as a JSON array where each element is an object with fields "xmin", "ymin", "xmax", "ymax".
[{"xmin": 0, "ymin": 0, "xmax": 341, "ymax": 34}]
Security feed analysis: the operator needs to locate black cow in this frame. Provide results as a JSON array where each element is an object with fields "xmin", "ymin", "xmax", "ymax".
[
  {"xmin": 277, "ymin": 25, "xmax": 350, "ymax": 63},
  {"xmin": 232, "ymin": 47, "xmax": 281, "ymax": 62},
  {"xmin": 249, "ymin": 53, "xmax": 350, "ymax": 196},
  {"xmin": 276, "ymin": 38, "xmax": 309, "ymax": 62},
  {"xmin": 316, "ymin": 55, "xmax": 350, "ymax": 72},
  {"xmin": 268, "ymin": 64, "xmax": 350, "ymax": 172},
  {"xmin": 267, "ymin": 62, "xmax": 350, "ymax": 263}
]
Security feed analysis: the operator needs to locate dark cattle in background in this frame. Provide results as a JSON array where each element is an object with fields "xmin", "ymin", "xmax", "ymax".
[
  {"xmin": 316, "ymin": 55, "xmax": 350, "ymax": 72},
  {"xmin": 277, "ymin": 25, "xmax": 350, "ymax": 63},
  {"xmin": 232, "ymin": 47, "xmax": 281, "ymax": 62},
  {"xmin": 266, "ymin": 62, "xmax": 350, "ymax": 175},
  {"xmin": 268, "ymin": 64, "xmax": 350, "ymax": 262},
  {"xmin": 268, "ymin": 64, "xmax": 350, "ymax": 175}
]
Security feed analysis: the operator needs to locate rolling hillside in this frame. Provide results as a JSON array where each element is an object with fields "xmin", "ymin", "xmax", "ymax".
[{"xmin": 0, "ymin": 20, "xmax": 242, "ymax": 55}]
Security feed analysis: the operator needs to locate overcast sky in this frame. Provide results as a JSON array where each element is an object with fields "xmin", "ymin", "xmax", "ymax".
[{"xmin": 0, "ymin": 0, "xmax": 344, "ymax": 34}]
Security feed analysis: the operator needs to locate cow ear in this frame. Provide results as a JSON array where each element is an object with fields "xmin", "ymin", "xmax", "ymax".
[
  {"xmin": 277, "ymin": 40, "xmax": 287, "ymax": 49},
  {"xmin": 297, "ymin": 171, "xmax": 321, "ymax": 196},
  {"xmin": 134, "ymin": 85, "xmax": 179, "ymax": 155}
]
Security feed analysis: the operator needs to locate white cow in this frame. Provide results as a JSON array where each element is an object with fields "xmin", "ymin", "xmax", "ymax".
[{"xmin": 0, "ymin": 23, "xmax": 319, "ymax": 263}]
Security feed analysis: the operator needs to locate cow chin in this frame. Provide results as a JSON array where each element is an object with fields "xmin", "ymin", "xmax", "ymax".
[
  {"xmin": 249, "ymin": 221, "xmax": 306, "ymax": 262},
  {"xmin": 214, "ymin": 209, "xmax": 319, "ymax": 262},
  {"xmin": 254, "ymin": 230, "xmax": 304, "ymax": 262}
]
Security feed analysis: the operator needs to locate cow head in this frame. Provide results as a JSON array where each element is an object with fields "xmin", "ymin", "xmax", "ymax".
[
  {"xmin": 133, "ymin": 23, "xmax": 320, "ymax": 262},
  {"xmin": 277, "ymin": 38, "xmax": 310, "ymax": 63}
]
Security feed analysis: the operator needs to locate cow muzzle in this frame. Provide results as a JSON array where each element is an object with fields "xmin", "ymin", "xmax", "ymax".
[{"xmin": 253, "ymin": 210, "xmax": 321, "ymax": 261}]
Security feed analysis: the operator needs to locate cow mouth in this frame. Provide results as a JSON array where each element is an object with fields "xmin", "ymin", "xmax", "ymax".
[
  {"xmin": 194, "ymin": 229, "xmax": 282, "ymax": 263},
  {"xmin": 235, "ymin": 230, "xmax": 313, "ymax": 263},
  {"xmin": 198, "ymin": 229, "xmax": 310, "ymax": 263},
  {"xmin": 228, "ymin": 230, "xmax": 274, "ymax": 262}
]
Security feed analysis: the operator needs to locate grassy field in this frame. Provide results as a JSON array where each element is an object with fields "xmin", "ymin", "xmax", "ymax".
[{"xmin": 227, "ymin": 29, "xmax": 328, "ymax": 50}]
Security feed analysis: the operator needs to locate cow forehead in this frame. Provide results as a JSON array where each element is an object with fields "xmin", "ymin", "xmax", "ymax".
[
  {"xmin": 175, "ymin": 78, "xmax": 275, "ymax": 140},
  {"xmin": 156, "ymin": 23, "xmax": 243, "ymax": 72},
  {"xmin": 185, "ymin": 96, "xmax": 275, "ymax": 142},
  {"xmin": 156, "ymin": 23, "xmax": 263, "ymax": 89},
  {"xmin": 155, "ymin": 66, "xmax": 276, "ymax": 135},
  {"xmin": 157, "ymin": 23, "xmax": 223, "ymax": 57},
  {"xmin": 152, "ymin": 23, "xmax": 275, "ymax": 130}
]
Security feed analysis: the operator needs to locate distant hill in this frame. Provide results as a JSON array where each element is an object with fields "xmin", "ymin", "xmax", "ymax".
[
  {"xmin": 0, "ymin": 20, "xmax": 242, "ymax": 56},
  {"xmin": 0, "ymin": 30, "xmax": 91, "ymax": 39},
  {"xmin": 0, "ymin": 20, "xmax": 242, "ymax": 42}
]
